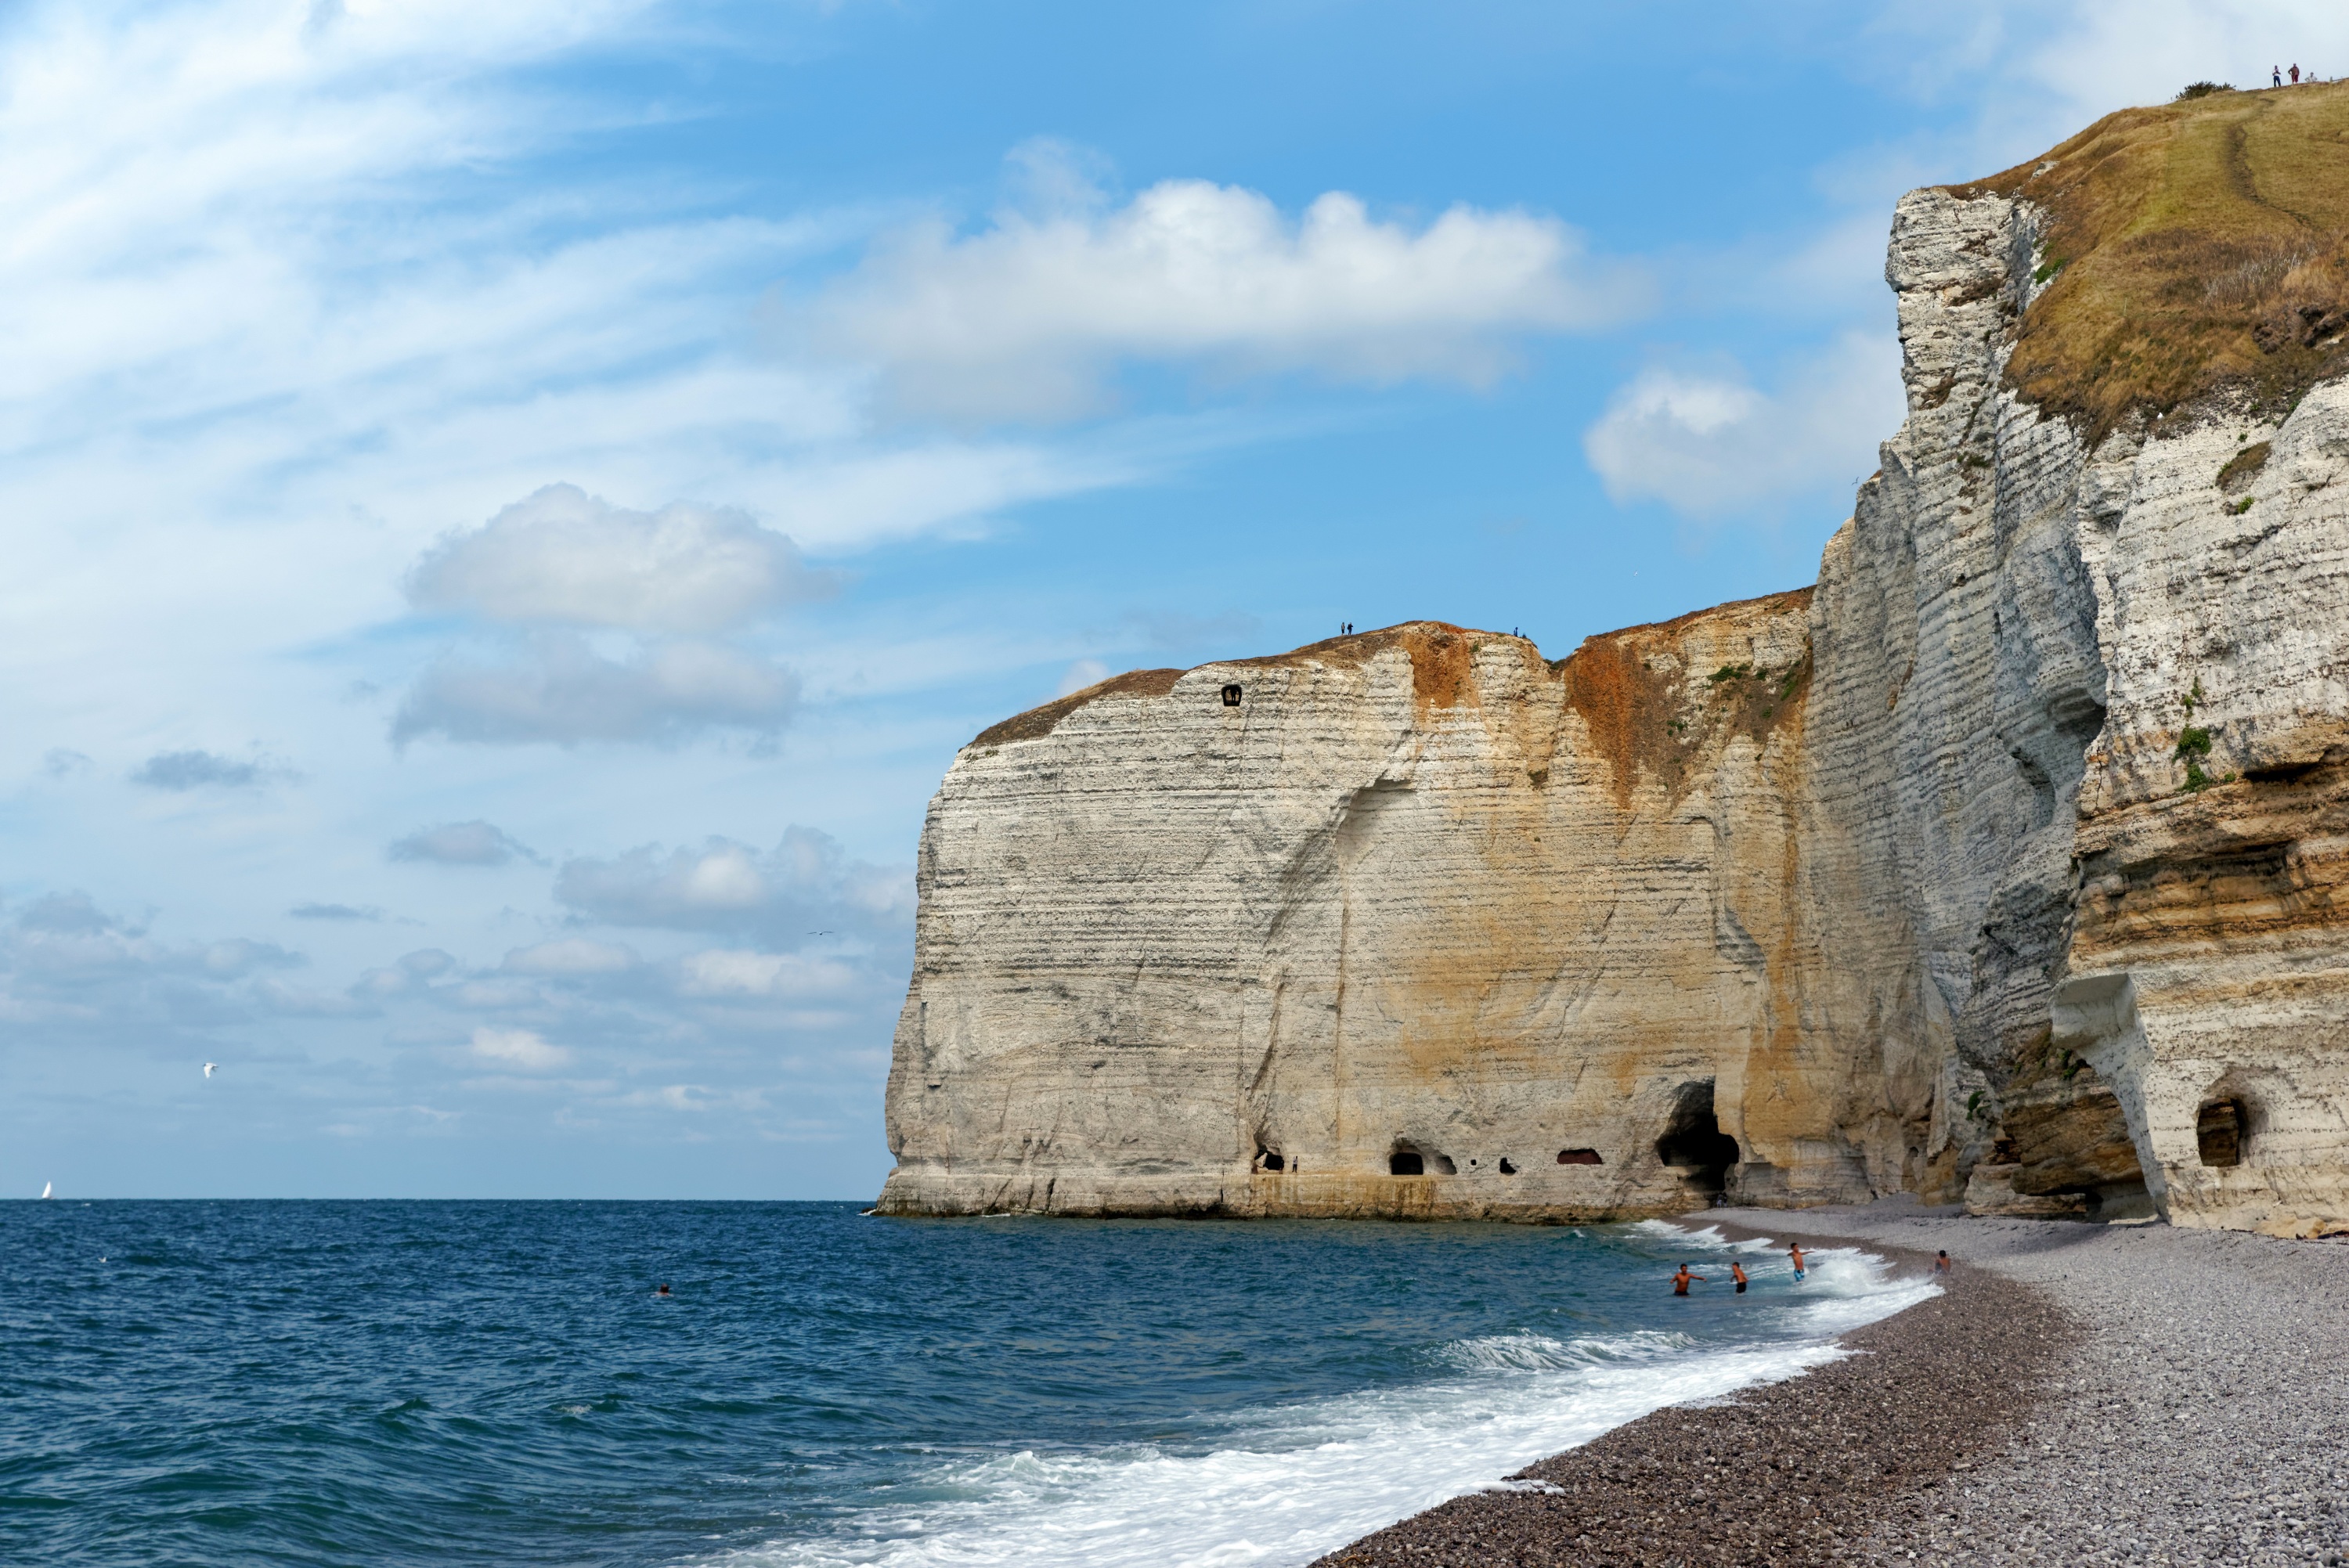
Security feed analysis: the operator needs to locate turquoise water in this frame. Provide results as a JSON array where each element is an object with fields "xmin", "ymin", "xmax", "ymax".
[{"xmin": 1, "ymin": 1201, "xmax": 1929, "ymax": 1566}]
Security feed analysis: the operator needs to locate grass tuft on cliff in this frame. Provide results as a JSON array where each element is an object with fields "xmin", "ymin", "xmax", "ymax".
[{"xmin": 1954, "ymin": 81, "xmax": 2349, "ymax": 437}]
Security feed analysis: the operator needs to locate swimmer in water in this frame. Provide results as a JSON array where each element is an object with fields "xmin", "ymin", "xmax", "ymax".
[
  {"xmin": 1730, "ymin": 1260, "xmax": 1749, "ymax": 1294},
  {"xmin": 1935, "ymin": 1250, "xmax": 1953, "ymax": 1280},
  {"xmin": 1788, "ymin": 1242, "xmax": 1807, "ymax": 1282},
  {"xmin": 1672, "ymin": 1263, "xmax": 1708, "ymax": 1296},
  {"xmin": 656, "ymin": 1283, "xmax": 672, "ymax": 1296}
]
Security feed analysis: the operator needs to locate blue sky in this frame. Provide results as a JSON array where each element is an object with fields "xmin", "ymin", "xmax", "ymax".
[{"xmin": 6, "ymin": 0, "xmax": 2338, "ymax": 1199}]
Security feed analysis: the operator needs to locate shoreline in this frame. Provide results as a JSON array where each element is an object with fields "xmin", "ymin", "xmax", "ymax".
[
  {"xmin": 1314, "ymin": 1209, "xmax": 2067, "ymax": 1567},
  {"xmin": 1316, "ymin": 1202, "xmax": 2349, "ymax": 1566}
]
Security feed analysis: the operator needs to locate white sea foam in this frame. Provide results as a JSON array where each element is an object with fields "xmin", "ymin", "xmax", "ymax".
[{"xmin": 709, "ymin": 1238, "xmax": 1936, "ymax": 1568}]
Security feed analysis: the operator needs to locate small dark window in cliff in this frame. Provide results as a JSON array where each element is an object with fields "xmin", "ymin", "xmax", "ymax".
[
  {"xmin": 1389, "ymin": 1150, "xmax": 1424, "ymax": 1176},
  {"xmin": 1557, "ymin": 1148, "xmax": 1603, "ymax": 1166},
  {"xmin": 2196, "ymin": 1099, "xmax": 2246, "ymax": 1167},
  {"xmin": 1221, "ymin": 683, "xmax": 1243, "ymax": 707},
  {"xmin": 1497, "ymin": 1158, "xmax": 1517, "ymax": 1174},
  {"xmin": 1655, "ymin": 1080, "xmax": 1741, "ymax": 1195}
]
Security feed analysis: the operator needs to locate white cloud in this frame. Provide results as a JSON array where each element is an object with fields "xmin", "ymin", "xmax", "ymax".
[
  {"xmin": 392, "ymin": 635, "xmax": 797, "ymax": 748},
  {"xmin": 470, "ymin": 1025, "xmax": 569, "ymax": 1070},
  {"xmin": 554, "ymin": 827, "xmax": 913, "ymax": 940},
  {"xmin": 1582, "ymin": 333, "xmax": 1903, "ymax": 521},
  {"xmin": 677, "ymin": 949, "xmax": 861, "ymax": 1000},
  {"xmin": 406, "ymin": 483, "xmax": 835, "ymax": 633},
  {"xmin": 813, "ymin": 160, "xmax": 1647, "ymax": 421},
  {"xmin": 1053, "ymin": 658, "xmax": 1112, "ymax": 697}
]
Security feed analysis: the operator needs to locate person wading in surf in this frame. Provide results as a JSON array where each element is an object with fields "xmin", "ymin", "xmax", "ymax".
[
  {"xmin": 1672, "ymin": 1264, "xmax": 1708, "ymax": 1296},
  {"xmin": 1730, "ymin": 1260, "xmax": 1749, "ymax": 1294},
  {"xmin": 1788, "ymin": 1242, "xmax": 1808, "ymax": 1282}
]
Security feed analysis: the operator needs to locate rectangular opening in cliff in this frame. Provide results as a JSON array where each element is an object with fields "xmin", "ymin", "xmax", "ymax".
[
  {"xmin": 1654, "ymin": 1080, "xmax": 1741, "ymax": 1195},
  {"xmin": 1221, "ymin": 683, "xmax": 1242, "ymax": 707},
  {"xmin": 1557, "ymin": 1148, "xmax": 1604, "ymax": 1165},
  {"xmin": 1387, "ymin": 1150, "xmax": 1424, "ymax": 1176},
  {"xmin": 2196, "ymin": 1098, "xmax": 2247, "ymax": 1166}
]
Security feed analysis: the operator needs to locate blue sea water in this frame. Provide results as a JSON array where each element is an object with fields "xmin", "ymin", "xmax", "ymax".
[{"xmin": 1, "ymin": 1201, "xmax": 1932, "ymax": 1567}]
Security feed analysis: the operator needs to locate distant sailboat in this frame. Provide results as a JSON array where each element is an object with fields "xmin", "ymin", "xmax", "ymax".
[{"xmin": 41, "ymin": 1181, "xmax": 52, "ymax": 1199}]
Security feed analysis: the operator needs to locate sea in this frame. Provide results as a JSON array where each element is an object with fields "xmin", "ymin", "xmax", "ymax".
[{"xmin": 1, "ymin": 1201, "xmax": 1934, "ymax": 1567}]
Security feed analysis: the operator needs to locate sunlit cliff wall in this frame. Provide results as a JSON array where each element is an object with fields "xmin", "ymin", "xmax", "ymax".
[{"xmin": 881, "ymin": 87, "xmax": 2349, "ymax": 1238}]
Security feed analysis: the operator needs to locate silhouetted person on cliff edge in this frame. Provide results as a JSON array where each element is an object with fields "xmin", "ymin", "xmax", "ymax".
[
  {"xmin": 2291, "ymin": 63, "xmax": 2301, "ymax": 83},
  {"xmin": 1672, "ymin": 1264, "xmax": 1707, "ymax": 1296},
  {"xmin": 2275, "ymin": 66, "xmax": 2284, "ymax": 87}
]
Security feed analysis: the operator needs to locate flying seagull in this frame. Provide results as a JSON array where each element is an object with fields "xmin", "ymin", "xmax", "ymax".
[{"xmin": 204, "ymin": 1062, "xmax": 217, "ymax": 1077}]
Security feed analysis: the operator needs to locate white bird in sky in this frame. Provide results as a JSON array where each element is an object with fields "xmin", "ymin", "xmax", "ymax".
[{"xmin": 204, "ymin": 1062, "xmax": 217, "ymax": 1077}]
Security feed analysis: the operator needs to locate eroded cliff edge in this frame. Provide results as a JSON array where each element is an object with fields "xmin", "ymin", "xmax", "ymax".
[{"xmin": 881, "ymin": 88, "xmax": 2349, "ymax": 1238}]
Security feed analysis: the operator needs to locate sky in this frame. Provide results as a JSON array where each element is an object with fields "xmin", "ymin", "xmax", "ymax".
[{"xmin": 7, "ymin": 0, "xmax": 2344, "ymax": 1199}]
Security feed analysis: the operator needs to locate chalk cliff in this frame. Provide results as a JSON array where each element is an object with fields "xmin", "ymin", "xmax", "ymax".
[{"xmin": 881, "ymin": 86, "xmax": 2349, "ymax": 1238}]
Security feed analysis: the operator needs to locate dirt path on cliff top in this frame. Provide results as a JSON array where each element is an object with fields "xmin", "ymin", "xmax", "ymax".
[{"xmin": 1312, "ymin": 1203, "xmax": 2349, "ymax": 1568}]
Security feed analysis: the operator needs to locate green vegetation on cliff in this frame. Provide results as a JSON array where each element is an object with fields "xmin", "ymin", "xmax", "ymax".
[{"xmin": 1958, "ymin": 82, "xmax": 2349, "ymax": 436}]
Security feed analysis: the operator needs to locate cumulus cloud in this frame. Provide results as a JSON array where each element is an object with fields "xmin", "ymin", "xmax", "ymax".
[
  {"xmin": 388, "ymin": 820, "xmax": 541, "ymax": 867},
  {"xmin": 0, "ymin": 891, "xmax": 301, "ymax": 1036},
  {"xmin": 405, "ymin": 483, "xmax": 835, "ymax": 634},
  {"xmin": 677, "ymin": 949, "xmax": 861, "ymax": 1000},
  {"xmin": 42, "ymin": 749, "xmax": 92, "ymax": 777},
  {"xmin": 349, "ymin": 947, "xmax": 459, "ymax": 1000},
  {"xmin": 129, "ymin": 749, "xmax": 294, "ymax": 791},
  {"xmin": 469, "ymin": 1026, "xmax": 569, "ymax": 1070},
  {"xmin": 554, "ymin": 826, "xmax": 912, "ymax": 942},
  {"xmin": 1581, "ymin": 333, "xmax": 1903, "ymax": 521},
  {"xmin": 392, "ymin": 635, "xmax": 798, "ymax": 748},
  {"xmin": 814, "ymin": 152, "xmax": 1647, "ymax": 421}
]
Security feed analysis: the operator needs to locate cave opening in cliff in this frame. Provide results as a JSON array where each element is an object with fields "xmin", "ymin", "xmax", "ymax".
[
  {"xmin": 2196, "ymin": 1098, "xmax": 2247, "ymax": 1167},
  {"xmin": 1654, "ymin": 1080, "xmax": 1741, "ymax": 1194},
  {"xmin": 1388, "ymin": 1150, "xmax": 1424, "ymax": 1176},
  {"xmin": 1221, "ymin": 683, "xmax": 1243, "ymax": 707},
  {"xmin": 1557, "ymin": 1148, "xmax": 1603, "ymax": 1166}
]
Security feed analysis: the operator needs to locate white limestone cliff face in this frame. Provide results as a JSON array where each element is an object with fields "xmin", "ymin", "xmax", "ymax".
[{"xmin": 879, "ymin": 185, "xmax": 2349, "ymax": 1238}]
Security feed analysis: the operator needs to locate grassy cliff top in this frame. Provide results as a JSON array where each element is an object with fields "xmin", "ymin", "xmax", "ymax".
[{"xmin": 1956, "ymin": 81, "xmax": 2349, "ymax": 435}]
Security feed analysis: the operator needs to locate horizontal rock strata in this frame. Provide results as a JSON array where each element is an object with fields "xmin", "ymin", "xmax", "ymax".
[{"xmin": 881, "ymin": 109, "xmax": 2349, "ymax": 1236}]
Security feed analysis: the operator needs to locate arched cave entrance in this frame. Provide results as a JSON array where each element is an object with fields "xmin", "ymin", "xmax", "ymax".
[
  {"xmin": 1388, "ymin": 1144, "xmax": 1456, "ymax": 1177},
  {"xmin": 1654, "ymin": 1080, "xmax": 1741, "ymax": 1196}
]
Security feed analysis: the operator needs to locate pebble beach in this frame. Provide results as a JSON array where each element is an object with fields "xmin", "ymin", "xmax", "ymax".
[{"xmin": 1315, "ymin": 1203, "xmax": 2349, "ymax": 1567}]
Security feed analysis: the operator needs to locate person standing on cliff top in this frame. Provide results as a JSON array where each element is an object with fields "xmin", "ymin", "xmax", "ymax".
[
  {"xmin": 1788, "ymin": 1242, "xmax": 1807, "ymax": 1282},
  {"xmin": 1672, "ymin": 1264, "xmax": 1707, "ymax": 1296},
  {"xmin": 2291, "ymin": 63, "xmax": 2301, "ymax": 83}
]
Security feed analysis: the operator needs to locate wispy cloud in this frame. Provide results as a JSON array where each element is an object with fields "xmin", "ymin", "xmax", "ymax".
[
  {"xmin": 388, "ymin": 820, "xmax": 542, "ymax": 867},
  {"xmin": 129, "ymin": 749, "xmax": 295, "ymax": 791}
]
